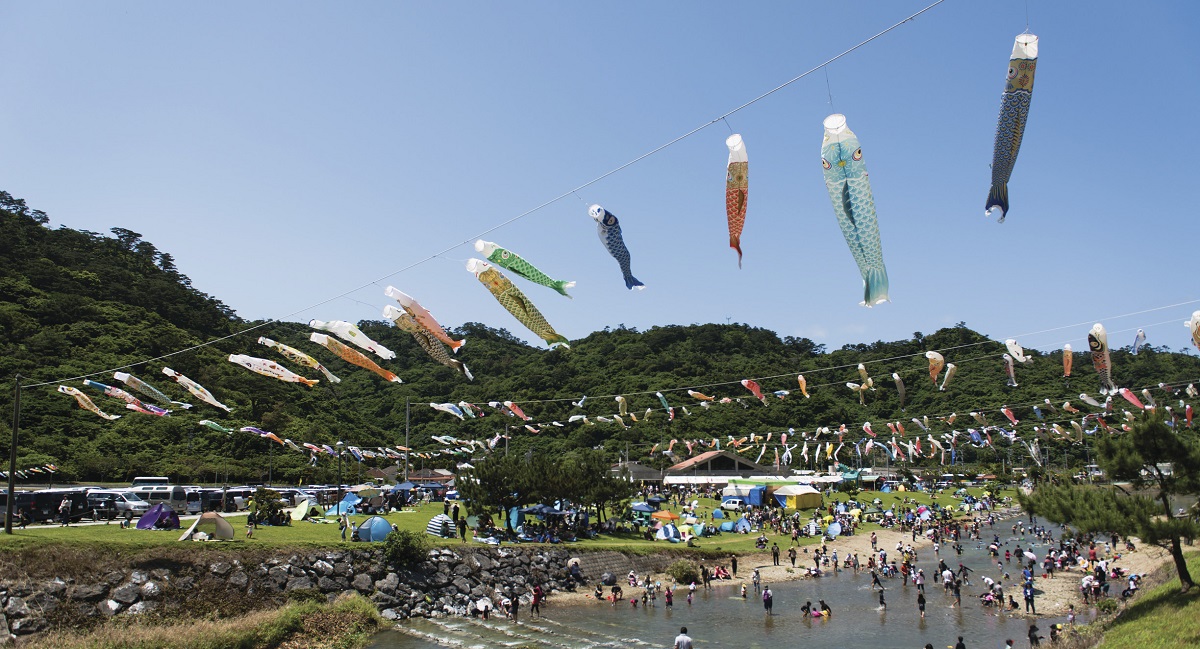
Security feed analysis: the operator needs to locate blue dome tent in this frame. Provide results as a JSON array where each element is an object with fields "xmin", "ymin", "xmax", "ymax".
[{"xmin": 357, "ymin": 516, "xmax": 394, "ymax": 542}]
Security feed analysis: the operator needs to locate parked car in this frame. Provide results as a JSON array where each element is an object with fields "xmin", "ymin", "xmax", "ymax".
[
  {"xmin": 85, "ymin": 490, "xmax": 151, "ymax": 521},
  {"xmin": 721, "ymin": 498, "xmax": 747, "ymax": 512}
]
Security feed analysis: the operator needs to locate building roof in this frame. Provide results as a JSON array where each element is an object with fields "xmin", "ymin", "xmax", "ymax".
[
  {"xmin": 610, "ymin": 461, "xmax": 664, "ymax": 481},
  {"xmin": 667, "ymin": 450, "xmax": 770, "ymax": 475}
]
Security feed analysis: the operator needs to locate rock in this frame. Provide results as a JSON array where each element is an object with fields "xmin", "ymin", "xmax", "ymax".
[
  {"xmin": 9, "ymin": 617, "xmax": 45, "ymax": 635},
  {"xmin": 375, "ymin": 573, "xmax": 399, "ymax": 594},
  {"xmin": 229, "ymin": 572, "xmax": 249, "ymax": 589},
  {"xmin": 452, "ymin": 563, "xmax": 473, "ymax": 577},
  {"xmin": 174, "ymin": 576, "xmax": 195, "ymax": 591},
  {"xmin": 380, "ymin": 608, "xmax": 399, "ymax": 620},
  {"xmin": 69, "ymin": 584, "xmax": 108, "ymax": 602},
  {"xmin": 351, "ymin": 573, "xmax": 374, "ymax": 593},
  {"xmin": 29, "ymin": 593, "xmax": 58, "ymax": 616},
  {"xmin": 99, "ymin": 599, "xmax": 122, "ymax": 616},
  {"xmin": 452, "ymin": 577, "xmax": 472, "ymax": 594},
  {"xmin": 0, "ymin": 613, "xmax": 8, "ymax": 637},
  {"xmin": 126, "ymin": 601, "xmax": 155, "ymax": 615},
  {"xmin": 110, "ymin": 583, "xmax": 140, "ymax": 605},
  {"xmin": 103, "ymin": 572, "xmax": 124, "ymax": 587},
  {"xmin": 317, "ymin": 577, "xmax": 340, "ymax": 592},
  {"xmin": 140, "ymin": 582, "xmax": 162, "ymax": 600},
  {"xmin": 268, "ymin": 566, "xmax": 290, "ymax": 586},
  {"xmin": 430, "ymin": 567, "xmax": 452, "ymax": 588},
  {"xmin": 150, "ymin": 569, "xmax": 171, "ymax": 580},
  {"xmin": 313, "ymin": 560, "xmax": 335, "ymax": 576},
  {"xmin": 210, "ymin": 562, "xmax": 232, "ymax": 576},
  {"xmin": 285, "ymin": 577, "xmax": 313, "ymax": 592},
  {"xmin": 2, "ymin": 599, "xmax": 28, "ymax": 619},
  {"xmin": 472, "ymin": 554, "xmax": 494, "ymax": 571},
  {"xmin": 288, "ymin": 565, "xmax": 307, "ymax": 578},
  {"xmin": 42, "ymin": 580, "xmax": 66, "ymax": 597},
  {"xmin": 333, "ymin": 561, "xmax": 353, "ymax": 577},
  {"xmin": 370, "ymin": 591, "xmax": 399, "ymax": 608},
  {"xmin": 129, "ymin": 571, "xmax": 149, "ymax": 585}
]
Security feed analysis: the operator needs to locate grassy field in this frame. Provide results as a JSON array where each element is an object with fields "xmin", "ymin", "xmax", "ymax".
[
  {"xmin": 0, "ymin": 486, "xmax": 1014, "ymax": 556},
  {"xmin": 1095, "ymin": 553, "xmax": 1200, "ymax": 649}
]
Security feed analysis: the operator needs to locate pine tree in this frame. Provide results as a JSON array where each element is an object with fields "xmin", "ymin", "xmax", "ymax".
[{"xmin": 1021, "ymin": 411, "xmax": 1200, "ymax": 591}]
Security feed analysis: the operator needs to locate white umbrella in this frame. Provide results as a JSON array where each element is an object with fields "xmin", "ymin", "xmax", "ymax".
[{"xmin": 1023, "ymin": 551, "xmax": 1037, "ymax": 561}]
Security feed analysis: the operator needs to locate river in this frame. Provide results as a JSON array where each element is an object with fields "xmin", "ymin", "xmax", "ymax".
[{"xmin": 368, "ymin": 520, "xmax": 1078, "ymax": 649}]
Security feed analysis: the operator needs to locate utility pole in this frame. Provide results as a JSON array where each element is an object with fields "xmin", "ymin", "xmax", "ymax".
[
  {"xmin": 5, "ymin": 375, "xmax": 20, "ymax": 535},
  {"xmin": 404, "ymin": 398, "xmax": 410, "ymax": 482},
  {"xmin": 336, "ymin": 441, "xmax": 344, "ymax": 504}
]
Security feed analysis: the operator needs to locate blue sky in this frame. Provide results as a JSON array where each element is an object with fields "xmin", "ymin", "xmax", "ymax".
[{"xmin": 3, "ymin": 1, "xmax": 1198, "ymax": 356}]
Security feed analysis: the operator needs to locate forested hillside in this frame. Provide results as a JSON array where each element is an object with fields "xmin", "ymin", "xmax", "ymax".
[{"xmin": 3, "ymin": 192, "xmax": 1199, "ymax": 485}]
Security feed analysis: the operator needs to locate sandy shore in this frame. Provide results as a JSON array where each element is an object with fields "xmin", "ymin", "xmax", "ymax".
[{"xmin": 547, "ymin": 510, "xmax": 1171, "ymax": 620}]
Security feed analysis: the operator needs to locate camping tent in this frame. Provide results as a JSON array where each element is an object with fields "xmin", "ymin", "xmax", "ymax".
[
  {"xmin": 733, "ymin": 517, "xmax": 752, "ymax": 533},
  {"xmin": 326, "ymin": 493, "xmax": 362, "ymax": 517},
  {"xmin": 655, "ymin": 523, "xmax": 681, "ymax": 542},
  {"xmin": 721, "ymin": 484, "xmax": 766, "ymax": 506},
  {"xmin": 137, "ymin": 504, "xmax": 180, "ymax": 530},
  {"xmin": 773, "ymin": 485, "xmax": 823, "ymax": 510},
  {"xmin": 357, "ymin": 516, "xmax": 394, "ymax": 542},
  {"xmin": 711, "ymin": 508, "xmax": 726, "ymax": 519},
  {"xmin": 426, "ymin": 513, "xmax": 455, "ymax": 538},
  {"xmin": 291, "ymin": 499, "xmax": 324, "ymax": 522},
  {"xmin": 718, "ymin": 521, "xmax": 734, "ymax": 532},
  {"xmin": 178, "ymin": 511, "xmax": 235, "ymax": 541}
]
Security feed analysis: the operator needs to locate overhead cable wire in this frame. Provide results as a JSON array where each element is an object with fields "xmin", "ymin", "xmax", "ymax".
[{"xmin": 15, "ymin": 0, "xmax": 949, "ymax": 391}]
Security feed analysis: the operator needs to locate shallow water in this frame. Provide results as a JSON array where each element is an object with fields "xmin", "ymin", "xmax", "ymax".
[{"xmin": 368, "ymin": 520, "xmax": 1075, "ymax": 649}]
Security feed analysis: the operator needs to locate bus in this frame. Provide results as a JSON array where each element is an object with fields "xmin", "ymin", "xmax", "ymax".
[{"xmin": 131, "ymin": 476, "xmax": 171, "ymax": 487}]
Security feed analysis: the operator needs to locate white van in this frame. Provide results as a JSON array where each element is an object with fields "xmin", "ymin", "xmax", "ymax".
[
  {"xmin": 129, "ymin": 485, "xmax": 190, "ymax": 511},
  {"xmin": 132, "ymin": 476, "xmax": 171, "ymax": 488},
  {"xmin": 85, "ymin": 489, "xmax": 151, "ymax": 520}
]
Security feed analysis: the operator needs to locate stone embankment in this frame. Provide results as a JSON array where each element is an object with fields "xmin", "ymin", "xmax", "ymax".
[{"xmin": 0, "ymin": 544, "xmax": 670, "ymax": 644}]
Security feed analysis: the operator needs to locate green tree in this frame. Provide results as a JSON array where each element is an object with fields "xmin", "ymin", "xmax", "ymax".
[
  {"xmin": 1020, "ymin": 412, "xmax": 1200, "ymax": 591},
  {"xmin": 457, "ymin": 454, "xmax": 542, "ymax": 531}
]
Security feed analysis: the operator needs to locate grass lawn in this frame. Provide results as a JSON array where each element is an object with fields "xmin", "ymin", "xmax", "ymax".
[
  {"xmin": 0, "ymin": 486, "xmax": 1016, "ymax": 556},
  {"xmin": 1096, "ymin": 553, "xmax": 1200, "ymax": 649}
]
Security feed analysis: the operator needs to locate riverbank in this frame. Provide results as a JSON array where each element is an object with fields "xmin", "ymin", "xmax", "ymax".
[{"xmin": 19, "ymin": 591, "xmax": 382, "ymax": 649}]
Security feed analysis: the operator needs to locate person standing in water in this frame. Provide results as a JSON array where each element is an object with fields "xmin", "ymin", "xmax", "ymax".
[
  {"xmin": 673, "ymin": 626, "xmax": 693, "ymax": 649},
  {"xmin": 762, "ymin": 586, "xmax": 773, "ymax": 614},
  {"xmin": 917, "ymin": 592, "xmax": 926, "ymax": 618}
]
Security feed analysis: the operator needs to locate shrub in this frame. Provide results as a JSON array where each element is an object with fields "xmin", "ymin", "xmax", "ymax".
[
  {"xmin": 286, "ymin": 588, "xmax": 327, "ymax": 604},
  {"xmin": 665, "ymin": 560, "xmax": 699, "ymax": 586},
  {"xmin": 254, "ymin": 487, "xmax": 284, "ymax": 523},
  {"xmin": 384, "ymin": 529, "xmax": 430, "ymax": 568},
  {"xmin": 1096, "ymin": 598, "xmax": 1118, "ymax": 613}
]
